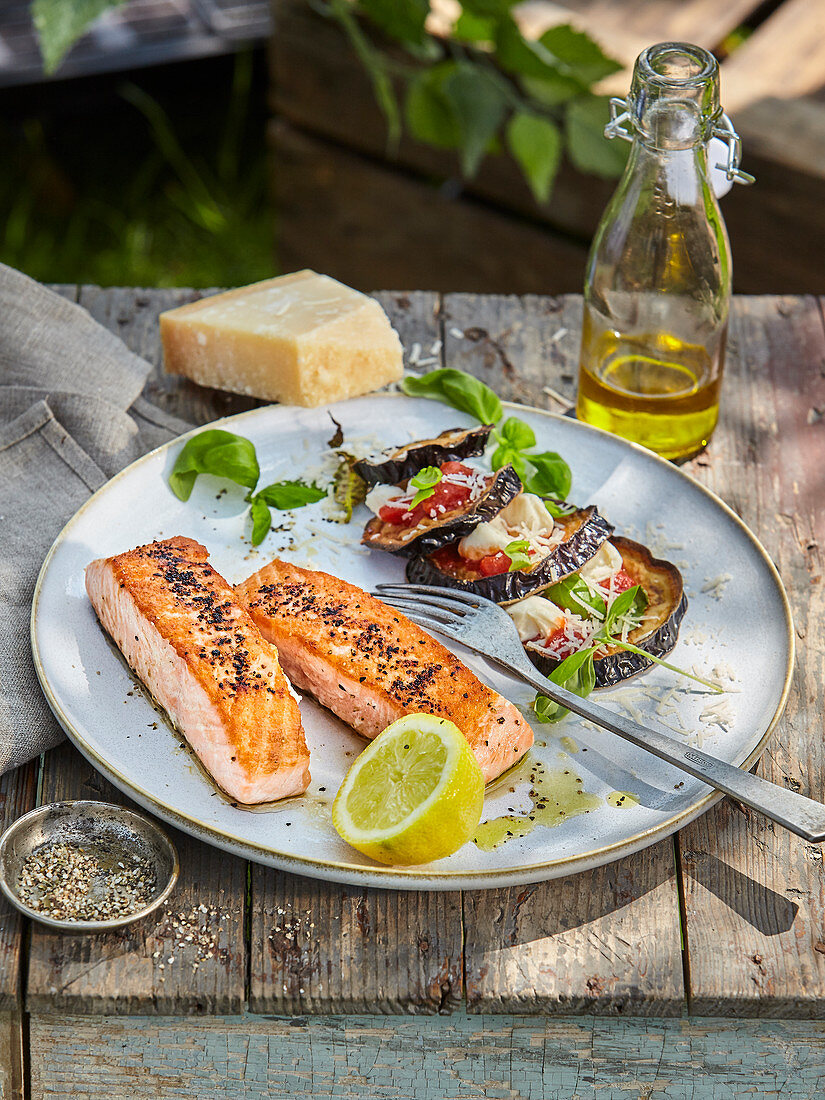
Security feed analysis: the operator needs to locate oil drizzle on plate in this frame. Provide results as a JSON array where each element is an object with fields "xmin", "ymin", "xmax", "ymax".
[
  {"xmin": 607, "ymin": 791, "xmax": 641, "ymax": 808},
  {"xmin": 473, "ymin": 757, "xmax": 601, "ymax": 851}
]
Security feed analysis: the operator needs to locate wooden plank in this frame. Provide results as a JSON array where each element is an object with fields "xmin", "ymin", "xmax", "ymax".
[
  {"xmin": 443, "ymin": 292, "xmax": 684, "ymax": 1015},
  {"xmin": 721, "ymin": 0, "xmax": 825, "ymax": 111},
  {"xmin": 77, "ymin": 285, "xmax": 265, "ymax": 426},
  {"xmin": 679, "ymin": 295, "xmax": 825, "ymax": 1016},
  {"xmin": 270, "ymin": 120, "xmax": 589, "ymax": 296},
  {"xmin": 249, "ymin": 871, "xmax": 463, "ymax": 1014},
  {"xmin": 0, "ymin": 762, "xmax": 38, "ymax": 1011},
  {"xmin": 27, "ymin": 743, "xmax": 247, "ymax": 1015},
  {"xmin": 29, "ymin": 1011, "xmax": 825, "ymax": 1098},
  {"xmin": 0, "ymin": 765, "xmax": 37, "ymax": 1100},
  {"xmin": 248, "ymin": 289, "xmax": 466, "ymax": 1016},
  {"xmin": 0, "ymin": 1012, "xmax": 23, "ymax": 1100}
]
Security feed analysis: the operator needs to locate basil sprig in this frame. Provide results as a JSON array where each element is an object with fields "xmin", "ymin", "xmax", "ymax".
[
  {"xmin": 533, "ymin": 583, "xmax": 722, "ymax": 724},
  {"xmin": 401, "ymin": 368, "xmax": 572, "ymax": 500},
  {"xmin": 409, "ymin": 465, "xmax": 443, "ymax": 507},
  {"xmin": 545, "ymin": 574, "xmax": 606, "ymax": 618},
  {"xmin": 168, "ymin": 428, "xmax": 326, "ymax": 546},
  {"xmin": 505, "ymin": 538, "xmax": 531, "ymax": 572}
]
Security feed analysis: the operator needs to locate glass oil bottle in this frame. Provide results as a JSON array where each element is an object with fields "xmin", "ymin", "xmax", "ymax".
[{"xmin": 575, "ymin": 42, "xmax": 754, "ymax": 461}]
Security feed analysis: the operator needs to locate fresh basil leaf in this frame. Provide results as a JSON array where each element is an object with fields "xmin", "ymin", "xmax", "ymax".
[
  {"xmin": 256, "ymin": 480, "xmax": 327, "ymax": 510},
  {"xmin": 602, "ymin": 583, "xmax": 644, "ymax": 635},
  {"xmin": 545, "ymin": 575, "xmax": 606, "ymax": 618},
  {"xmin": 533, "ymin": 647, "xmax": 597, "ymax": 723},
  {"xmin": 523, "ymin": 451, "xmax": 572, "ymax": 499},
  {"xmin": 333, "ymin": 453, "xmax": 368, "ymax": 523},
  {"xmin": 506, "ymin": 111, "xmax": 562, "ymax": 203},
  {"xmin": 410, "ymin": 465, "xmax": 443, "ymax": 506},
  {"xmin": 543, "ymin": 497, "xmax": 577, "ymax": 518},
  {"xmin": 401, "ymin": 367, "xmax": 503, "ymax": 424},
  {"xmin": 327, "ymin": 414, "xmax": 344, "ymax": 449},
  {"xmin": 491, "ymin": 444, "xmax": 527, "ymax": 478},
  {"xmin": 505, "ymin": 538, "xmax": 531, "ymax": 572},
  {"xmin": 498, "ymin": 416, "xmax": 536, "ymax": 450},
  {"xmin": 169, "ymin": 430, "xmax": 260, "ymax": 501},
  {"xmin": 249, "ymin": 496, "xmax": 272, "ymax": 546},
  {"xmin": 410, "ymin": 465, "xmax": 442, "ymax": 489}
]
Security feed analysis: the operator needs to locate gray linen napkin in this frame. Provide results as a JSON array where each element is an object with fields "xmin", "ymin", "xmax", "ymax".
[{"xmin": 0, "ymin": 263, "xmax": 193, "ymax": 774}]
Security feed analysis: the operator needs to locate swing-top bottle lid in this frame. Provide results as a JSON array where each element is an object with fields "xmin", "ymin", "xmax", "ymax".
[
  {"xmin": 630, "ymin": 43, "xmax": 720, "ymax": 146},
  {"xmin": 605, "ymin": 42, "xmax": 755, "ymax": 185}
]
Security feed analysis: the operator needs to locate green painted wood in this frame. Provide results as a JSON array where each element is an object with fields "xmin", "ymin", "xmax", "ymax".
[{"xmin": 29, "ymin": 1012, "xmax": 825, "ymax": 1098}]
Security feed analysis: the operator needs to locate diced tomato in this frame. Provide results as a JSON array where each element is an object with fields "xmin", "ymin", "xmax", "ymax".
[
  {"xmin": 423, "ymin": 462, "xmax": 474, "ymax": 516},
  {"xmin": 379, "ymin": 461, "xmax": 477, "ymax": 527},
  {"xmin": 378, "ymin": 501, "xmax": 412, "ymax": 524},
  {"xmin": 430, "ymin": 544, "xmax": 464, "ymax": 575},
  {"xmin": 478, "ymin": 551, "xmax": 511, "ymax": 576},
  {"xmin": 611, "ymin": 567, "xmax": 635, "ymax": 594},
  {"xmin": 544, "ymin": 621, "xmax": 589, "ymax": 660}
]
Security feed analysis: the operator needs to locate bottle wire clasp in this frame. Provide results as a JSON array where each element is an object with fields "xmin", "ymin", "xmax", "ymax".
[{"xmin": 605, "ymin": 97, "xmax": 755, "ymax": 185}]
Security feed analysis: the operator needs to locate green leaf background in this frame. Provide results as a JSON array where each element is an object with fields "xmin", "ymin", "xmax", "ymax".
[{"xmin": 34, "ymin": 0, "xmax": 627, "ymax": 217}]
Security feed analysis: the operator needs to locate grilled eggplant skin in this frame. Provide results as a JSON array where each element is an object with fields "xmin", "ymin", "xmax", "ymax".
[
  {"xmin": 362, "ymin": 465, "xmax": 522, "ymax": 557},
  {"xmin": 354, "ymin": 425, "xmax": 494, "ymax": 487},
  {"xmin": 406, "ymin": 503, "xmax": 613, "ymax": 604},
  {"xmin": 525, "ymin": 536, "xmax": 687, "ymax": 688}
]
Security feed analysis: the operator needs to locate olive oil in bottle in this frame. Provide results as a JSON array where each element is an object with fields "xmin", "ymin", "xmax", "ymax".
[
  {"xmin": 577, "ymin": 310, "xmax": 726, "ymax": 460},
  {"xmin": 575, "ymin": 42, "xmax": 752, "ymax": 462}
]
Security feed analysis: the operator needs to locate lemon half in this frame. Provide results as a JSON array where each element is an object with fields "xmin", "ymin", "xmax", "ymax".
[{"xmin": 332, "ymin": 714, "xmax": 484, "ymax": 865}]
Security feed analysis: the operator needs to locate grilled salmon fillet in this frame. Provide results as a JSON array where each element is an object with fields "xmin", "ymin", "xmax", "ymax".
[
  {"xmin": 236, "ymin": 560, "xmax": 533, "ymax": 782},
  {"xmin": 85, "ymin": 537, "xmax": 309, "ymax": 804}
]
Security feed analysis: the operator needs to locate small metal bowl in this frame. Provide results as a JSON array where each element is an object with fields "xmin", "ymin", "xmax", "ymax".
[{"xmin": 0, "ymin": 800, "xmax": 179, "ymax": 932}]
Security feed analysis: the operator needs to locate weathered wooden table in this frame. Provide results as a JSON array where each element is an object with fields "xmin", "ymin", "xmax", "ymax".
[{"xmin": 2, "ymin": 288, "xmax": 824, "ymax": 1098}]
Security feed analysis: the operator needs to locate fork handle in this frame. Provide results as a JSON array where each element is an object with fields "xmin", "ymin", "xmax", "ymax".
[{"xmin": 500, "ymin": 656, "xmax": 825, "ymax": 844}]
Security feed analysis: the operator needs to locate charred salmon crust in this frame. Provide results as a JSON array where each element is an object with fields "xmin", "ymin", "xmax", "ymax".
[
  {"xmin": 85, "ymin": 536, "xmax": 309, "ymax": 804},
  {"xmin": 235, "ymin": 559, "xmax": 533, "ymax": 783}
]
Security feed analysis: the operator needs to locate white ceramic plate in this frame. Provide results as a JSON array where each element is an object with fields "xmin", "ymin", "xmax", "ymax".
[{"xmin": 31, "ymin": 395, "xmax": 793, "ymax": 890}]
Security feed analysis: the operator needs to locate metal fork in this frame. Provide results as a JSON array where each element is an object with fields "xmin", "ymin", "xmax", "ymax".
[{"xmin": 373, "ymin": 582, "xmax": 825, "ymax": 843}]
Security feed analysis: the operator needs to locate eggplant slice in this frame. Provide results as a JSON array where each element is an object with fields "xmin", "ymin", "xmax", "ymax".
[
  {"xmin": 406, "ymin": 503, "xmax": 613, "ymax": 604},
  {"xmin": 354, "ymin": 425, "xmax": 494, "ymax": 487},
  {"xmin": 525, "ymin": 536, "xmax": 687, "ymax": 688},
  {"xmin": 362, "ymin": 465, "xmax": 522, "ymax": 557}
]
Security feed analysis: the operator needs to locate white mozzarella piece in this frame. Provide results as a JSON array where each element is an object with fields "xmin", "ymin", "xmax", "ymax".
[
  {"xmin": 458, "ymin": 517, "xmax": 512, "ymax": 560},
  {"xmin": 364, "ymin": 483, "xmax": 406, "ymax": 516},
  {"xmin": 499, "ymin": 493, "xmax": 554, "ymax": 532},
  {"xmin": 578, "ymin": 541, "xmax": 623, "ymax": 586},
  {"xmin": 507, "ymin": 596, "xmax": 566, "ymax": 642}
]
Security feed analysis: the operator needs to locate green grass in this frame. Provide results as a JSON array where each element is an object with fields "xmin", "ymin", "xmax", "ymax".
[{"xmin": 0, "ymin": 50, "xmax": 275, "ymax": 288}]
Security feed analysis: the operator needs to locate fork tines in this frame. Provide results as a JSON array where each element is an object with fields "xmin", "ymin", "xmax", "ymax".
[{"xmin": 373, "ymin": 583, "xmax": 482, "ymax": 607}]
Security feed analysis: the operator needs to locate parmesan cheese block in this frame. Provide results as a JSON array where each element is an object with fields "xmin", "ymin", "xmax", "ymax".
[{"xmin": 159, "ymin": 270, "xmax": 403, "ymax": 407}]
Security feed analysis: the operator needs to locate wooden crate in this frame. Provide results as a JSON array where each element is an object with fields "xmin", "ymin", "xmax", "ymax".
[{"xmin": 268, "ymin": 0, "xmax": 825, "ymax": 294}]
